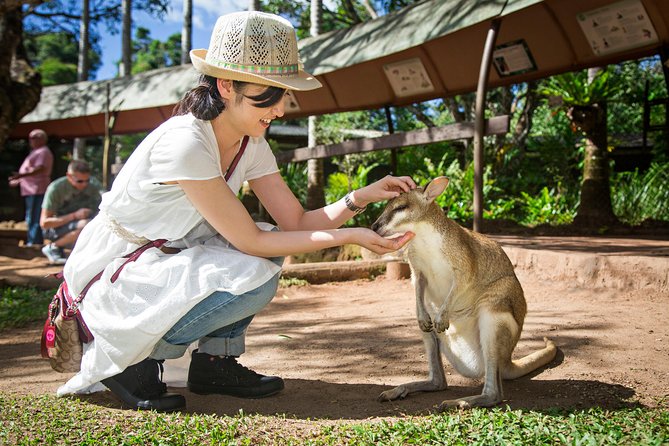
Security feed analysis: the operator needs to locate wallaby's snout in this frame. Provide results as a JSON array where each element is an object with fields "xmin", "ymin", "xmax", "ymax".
[
  {"xmin": 371, "ymin": 176, "xmax": 450, "ymax": 237},
  {"xmin": 371, "ymin": 194, "xmax": 411, "ymax": 237}
]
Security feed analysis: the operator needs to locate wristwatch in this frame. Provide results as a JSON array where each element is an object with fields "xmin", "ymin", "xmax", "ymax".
[{"xmin": 344, "ymin": 192, "xmax": 366, "ymax": 214}]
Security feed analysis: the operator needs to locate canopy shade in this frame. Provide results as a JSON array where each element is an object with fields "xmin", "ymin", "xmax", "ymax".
[{"xmin": 11, "ymin": 0, "xmax": 669, "ymax": 139}]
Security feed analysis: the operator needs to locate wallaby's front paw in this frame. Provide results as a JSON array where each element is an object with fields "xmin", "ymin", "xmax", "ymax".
[
  {"xmin": 433, "ymin": 312, "xmax": 449, "ymax": 333},
  {"xmin": 378, "ymin": 386, "xmax": 408, "ymax": 402},
  {"xmin": 417, "ymin": 318, "xmax": 433, "ymax": 332}
]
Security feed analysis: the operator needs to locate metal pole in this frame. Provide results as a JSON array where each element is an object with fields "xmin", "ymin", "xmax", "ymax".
[
  {"xmin": 473, "ymin": 19, "xmax": 500, "ymax": 233},
  {"xmin": 384, "ymin": 105, "xmax": 397, "ymax": 174}
]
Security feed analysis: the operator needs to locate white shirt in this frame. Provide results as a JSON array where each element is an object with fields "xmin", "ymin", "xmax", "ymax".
[{"xmin": 59, "ymin": 114, "xmax": 281, "ymax": 395}]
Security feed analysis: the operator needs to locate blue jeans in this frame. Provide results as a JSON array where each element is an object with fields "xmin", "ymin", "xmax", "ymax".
[
  {"xmin": 150, "ymin": 256, "xmax": 283, "ymax": 360},
  {"xmin": 25, "ymin": 194, "xmax": 44, "ymax": 245}
]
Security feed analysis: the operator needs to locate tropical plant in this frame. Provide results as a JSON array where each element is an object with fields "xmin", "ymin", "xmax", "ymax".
[
  {"xmin": 24, "ymin": 31, "xmax": 102, "ymax": 85},
  {"xmin": 279, "ymin": 162, "xmax": 308, "ymax": 206},
  {"xmin": 539, "ymin": 67, "xmax": 624, "ymax": 227},
  {"xmin": 540, "ymin": 68, "xmax": 623, "ymax": 106},
  {"xmin": 131, "ymin": 27, "xmax": 181, "ymax": 74},
  {"xmin": 520, "ymin": 185, "xmax": 577, "ymax": 226},
  {"xmin": 326, "ymin": 162, "xmax": 380, "ymax": 226},
  {"xmin": 611, "ymin": 162, "xmax": 669, "ymax": 225}
]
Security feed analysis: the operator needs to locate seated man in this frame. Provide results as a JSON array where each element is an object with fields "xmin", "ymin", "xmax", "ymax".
[{"xmin": 40, "ymin": 160, "xmax": 103, "ymax": 264}]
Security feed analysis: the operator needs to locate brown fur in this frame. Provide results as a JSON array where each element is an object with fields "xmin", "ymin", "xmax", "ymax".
[{"xmin": 372, "ymin": 176, "xmax": 557, "ymax": 409}]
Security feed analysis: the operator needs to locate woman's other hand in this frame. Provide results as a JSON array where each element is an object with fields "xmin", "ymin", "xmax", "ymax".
[
  {"xmin": 353, "ymin": 228, "xmax": 415, "ymax": 255},
  {"xmin": 352, "ymin": 175, "xmax": 416, "ymax": 207}
]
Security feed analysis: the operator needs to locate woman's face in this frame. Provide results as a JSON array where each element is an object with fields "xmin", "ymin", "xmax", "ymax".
[{"xmin": 224, "ymin": 81, "xmax": 287, "ymax": 138}]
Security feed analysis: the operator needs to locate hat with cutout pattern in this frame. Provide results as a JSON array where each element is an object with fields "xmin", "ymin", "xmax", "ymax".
[{"xmin": 190, "ymin": 11, "xmax": 321, "ymax": 91}]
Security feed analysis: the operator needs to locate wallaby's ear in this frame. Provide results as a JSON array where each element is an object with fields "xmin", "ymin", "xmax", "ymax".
[{"xmin": 423, "ymin": 177, "xmax": 449, "ymax": 203}]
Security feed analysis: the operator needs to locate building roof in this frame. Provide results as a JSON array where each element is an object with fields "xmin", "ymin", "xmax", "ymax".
[{"xmin": 12, "ymin": 0, "xmax": 669, "ymax": 139}]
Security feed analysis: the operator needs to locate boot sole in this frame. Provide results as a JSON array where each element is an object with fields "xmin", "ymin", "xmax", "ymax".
[
  {"xmin": 187, "ymin": 380, "xmax": 284, "ymax": 399},
  {"xmin": 102, "ymin": 377, "xmax": 186, "ymax": 412}
]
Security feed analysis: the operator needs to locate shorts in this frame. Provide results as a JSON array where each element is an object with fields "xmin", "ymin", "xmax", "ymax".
[{"xmin": 43, "ymin": 221, "xmax": 79, "ymax": 242}]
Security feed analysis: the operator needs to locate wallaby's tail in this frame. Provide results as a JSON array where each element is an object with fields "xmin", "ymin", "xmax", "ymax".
[{"xmin": 503, "ymin": 337, "xmax": 557, "ymax": 380}]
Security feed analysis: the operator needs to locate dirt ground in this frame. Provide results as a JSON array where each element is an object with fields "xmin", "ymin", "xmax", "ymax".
[{"xmin": 0, "ymin": 238, "xmax": 668, "ymax": 419}]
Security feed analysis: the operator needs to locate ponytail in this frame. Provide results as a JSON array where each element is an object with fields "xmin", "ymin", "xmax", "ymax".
[{"xmin": 172, "ymin": 75, "xmax": 225, "ymax": 120}]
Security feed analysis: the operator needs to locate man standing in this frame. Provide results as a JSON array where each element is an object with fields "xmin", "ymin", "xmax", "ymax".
[
  {"xmin": 8, "ymin": 129, "xmax": 54, "ymax": 247},
  {"xmin": 40, "ymin": 160, "xmax": 103, "ymax": 264}
]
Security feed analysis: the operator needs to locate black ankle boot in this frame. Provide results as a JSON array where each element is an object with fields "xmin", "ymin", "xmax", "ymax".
[
  {"xmin": 187, "ymin": 350, "xmax": 284, "ymax": 398},
  {"xmin": 102, "ymin": 358, "xmax": 186, "ymax": 412}
]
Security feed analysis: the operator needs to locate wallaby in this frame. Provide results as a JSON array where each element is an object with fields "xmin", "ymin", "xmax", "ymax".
[{"xmin": 371, "ymin": 176, "xmax": 557, "ymax": 409}]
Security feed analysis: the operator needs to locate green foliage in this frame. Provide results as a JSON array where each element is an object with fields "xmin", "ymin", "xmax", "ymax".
[
  {"xmin": 1, "ymin": 394, "xmax": 668, "ymax": 445},
  {"xmin": 612, "ymin": 162, "xmax": 669, "ymax": 225},
  {"xmin": 278, "ymin": 277, "xmax": 309, "ymax": 287},
  {"xmin": 36, "ymin": 58, "xmax": 78, "ymax": 86},
  {"xmin": 520, "ymin": 185, "xmax": 577, "ymax": 226},
  {"xmin": 280, "ymin": 162, "xmax": 308, "ymax": 206},
  {"xmin": 326, "ymin": 162, "xmax": 383, "ymax": 226},
  {"xmin": 539, "ymin": 67, "xmax": 624, "ymax": 106},
  {"xmin": 131, "ymin": 27, "xmax": 181, "ymax": 74},
  {"xmin": 24, "ymin": 32, "xmax": 101, "ymax": 84},
  {"xmin": 410, "ymin": 155, "xmax": 516, "ymax": 222},
  {"xmin": 0, "ymin": 286, "xmax": 54, "ymax": 331}
]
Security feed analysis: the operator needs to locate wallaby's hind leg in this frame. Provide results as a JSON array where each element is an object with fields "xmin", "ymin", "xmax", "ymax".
[
  {"xmin": 438, "ymin": 310, "xmax": 519, "ymax": 409},
  {"xmin": 378, "ymin": 331, "xmax": 447, "ymax": 401}
]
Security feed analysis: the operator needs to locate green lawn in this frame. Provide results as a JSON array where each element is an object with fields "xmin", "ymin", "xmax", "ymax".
[{"xmin": 1, "ymin": 393, "xmax": 667, "ymax": 445}]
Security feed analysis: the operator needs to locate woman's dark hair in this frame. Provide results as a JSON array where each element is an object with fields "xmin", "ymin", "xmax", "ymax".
[{"xmin": 173, "ymin": 75, "xmax": 286, "ymax": 120}]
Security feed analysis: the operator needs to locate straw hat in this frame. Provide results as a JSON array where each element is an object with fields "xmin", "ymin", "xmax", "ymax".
[{"xmin": 190, "ymin": 11, "xmax": 321, "ymax": 91}]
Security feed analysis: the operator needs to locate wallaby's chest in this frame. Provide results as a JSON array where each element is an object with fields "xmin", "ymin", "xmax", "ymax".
[{"xmin": 408, "ymin": 230, "xmax": 457, "ymax": 311}]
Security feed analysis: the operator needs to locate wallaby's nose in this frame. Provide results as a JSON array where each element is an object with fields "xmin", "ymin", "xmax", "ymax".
[{"xmin": 371, "ymin": 220, "xmax": 381, "ymax": 233}]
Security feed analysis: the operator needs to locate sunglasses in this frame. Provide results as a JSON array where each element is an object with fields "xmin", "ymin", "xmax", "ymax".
[{"xmin": 69, "ymin": 174, "xmax": 90, "ymax": 184}]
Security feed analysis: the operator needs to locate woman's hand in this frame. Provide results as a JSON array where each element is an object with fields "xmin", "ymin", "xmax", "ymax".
[
  {"xmin": 352, "ymin": 175, "xmax": 416, "ymax": 207},
  {"xmin": 352, "ymin": 228, "xmax": 415, "ymax": 255}
]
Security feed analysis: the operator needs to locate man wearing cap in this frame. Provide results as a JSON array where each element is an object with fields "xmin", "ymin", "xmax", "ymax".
[
  {"xmin": 54, "ymin": 11, "xmax": 415, "ymax": 412},
  {"xmin": 8, "ymin": 129, "xmax": 54, "ymax": 247}
]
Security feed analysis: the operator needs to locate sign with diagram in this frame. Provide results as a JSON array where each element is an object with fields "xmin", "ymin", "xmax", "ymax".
[
  {"xmin": 492, "ymin": 39, "xmax": 537, "ymax": 77},
  {"xmin": 383, "ymin": 58, "xmax": 435, "ymax": 98},
  {"xmin": 577, "ymin": 0, "xmax": 658, "ymax": 56}
]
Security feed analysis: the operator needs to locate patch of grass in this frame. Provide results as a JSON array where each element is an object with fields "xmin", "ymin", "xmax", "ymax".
[
  {"xmin": 1, "ymin": 393, "xmax": 668, "ymax": 445},
  {"xmin": 279, "ymin": 277, "xmax": 309, "ymax": 287},
  {"xmin": 0, "ymin": 286, "xmax": 55, "ymax": 331}
]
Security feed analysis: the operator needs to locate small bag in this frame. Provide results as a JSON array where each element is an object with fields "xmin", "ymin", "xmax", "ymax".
[
  {"xmin": 41, "ymin": 280, "xmax": 93, "ymax": 373},
  {"xmin": 40, "ymin": 239, "xmax": 167, "ymax": 373}
]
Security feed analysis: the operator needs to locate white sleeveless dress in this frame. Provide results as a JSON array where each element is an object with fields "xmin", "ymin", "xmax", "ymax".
[{"xmin": 58, "ymin": 114, "xmax": 281, "ymax": 396}]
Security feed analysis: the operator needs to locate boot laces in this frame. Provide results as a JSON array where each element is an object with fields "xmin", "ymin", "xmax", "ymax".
[
  {"xmin": 219, "ymin": 356, "xmax": 262, "ymax": 384},
  {"xmin": 138, "ymin": 359, "xmax": 167, "ymax": 397}
]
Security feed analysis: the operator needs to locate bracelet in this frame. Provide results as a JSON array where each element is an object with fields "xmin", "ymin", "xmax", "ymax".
[{"xmin": 344, "ymin": 192, "xmax": 366, "ymax": 214}]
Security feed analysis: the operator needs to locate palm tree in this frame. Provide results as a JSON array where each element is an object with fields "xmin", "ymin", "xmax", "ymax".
[
  {"xmin": 120, "ymin": 0, "xmax": 131, "ymax": 76},
  {"xmin": 180, "ymin": 0, "xmax": 192, "ymax": 65},
  {"xmin": 541, "ymin": 66, "xmax": 622, "ymax": 227},
  {"xmin": 306, "ymin": 0, "xmax": 326, "ymax": 210},
  {"xmin": 73, "ymin": 0, "xmax": 89, "ymax": 160}
]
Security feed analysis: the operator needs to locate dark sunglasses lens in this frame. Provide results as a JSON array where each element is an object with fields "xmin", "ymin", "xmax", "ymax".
[{"xmin": 75, "ymin": 179, "xmax": 89, "ymax": 184}]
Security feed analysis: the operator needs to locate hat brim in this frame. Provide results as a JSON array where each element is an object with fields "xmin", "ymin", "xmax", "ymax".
[{"xmin": 190, "ymin": 49, "xmax": 322, "ymax": 91}]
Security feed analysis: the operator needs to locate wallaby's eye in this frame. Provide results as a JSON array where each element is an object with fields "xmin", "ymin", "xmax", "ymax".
[{"xmin": 393, "ymin": 205, "xmax": 408, "ymax": 213}]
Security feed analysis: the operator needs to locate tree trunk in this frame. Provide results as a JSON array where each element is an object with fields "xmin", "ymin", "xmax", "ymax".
[
  {"xmin": 445, "ymin": 94, "xmax": 474, "ymax": 168},
  {"xmin": 73, "ymin": 0, "xmax": 90, "ymax": 160},
  {"xmin": 0, "ymin": 5, "xmax": 42, "ymax": 153},
  {"xmin": 306, "ymin": 0, "xmax": 325, "ymax": 210},
  {"xmin": 570, "ymin": 102, "xmax": 618, "ymax": 227},
  {"xmin": 512, "ymin": 80, "xmax": 538, "ymax": 151},
  {"xmin": 248, "ymin": 0, "xmax": 261, "ymax": 10},
  {"xmin": 181, "ymin": 0, "xmax": 192, "ymax": 65},
  {"xmin": 120, "ymin": 0, "xmax": 132, "ymax": 76}
]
